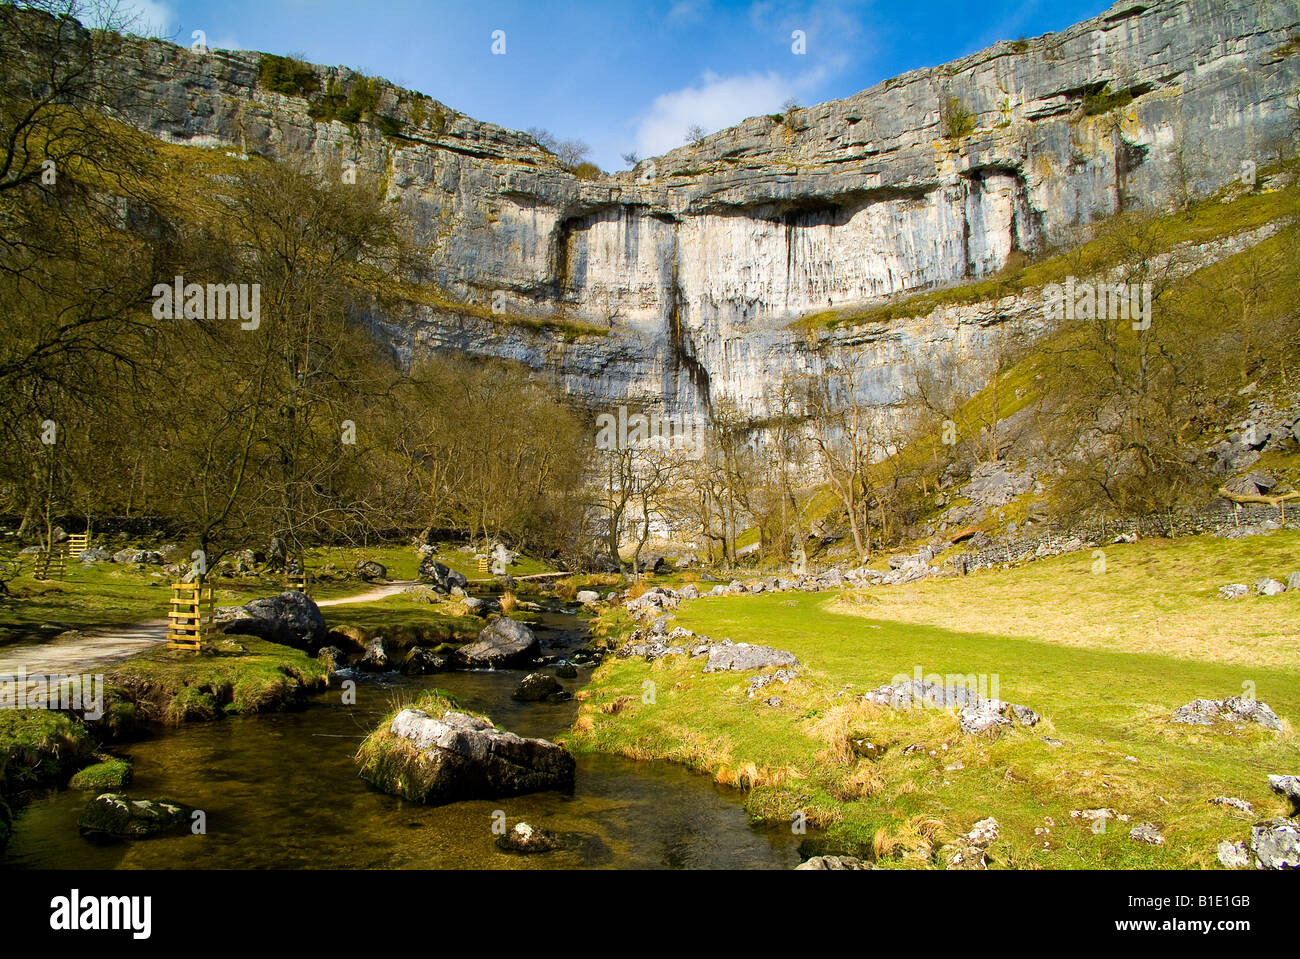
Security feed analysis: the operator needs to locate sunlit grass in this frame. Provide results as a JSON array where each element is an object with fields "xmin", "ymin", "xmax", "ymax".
[{"xmin": 569, "ymin": 531, "xmax": 1300, "ymax": 867}]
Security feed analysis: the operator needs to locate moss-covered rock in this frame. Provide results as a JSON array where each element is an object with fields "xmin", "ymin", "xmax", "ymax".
[
  {"xmin": 77, "ymin": 793, "xmax": 193, "ymax": 839},
  {"xmin": 69, "ymin": 758, "xmax": 133, "ymax": 791},
  {"xmin": 356, "ymin": 693, "xmax": 575, "ymax": 804}
]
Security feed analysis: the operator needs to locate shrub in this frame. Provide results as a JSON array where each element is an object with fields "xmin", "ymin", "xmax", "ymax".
[
  {"xmin": 940, "ymin": 96, "xmax": 976, "ymax": 139},
  {"xmin": 1083, "ymin": 83, "xmax": 1134, "ymax": 117},
  {"xmin": 258, "ymin": 54, "xmax": 319, "ymax": 98}
]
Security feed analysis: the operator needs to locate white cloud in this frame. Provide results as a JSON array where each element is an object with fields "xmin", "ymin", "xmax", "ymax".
[
  {"xmin": 634, "ymin": 70, "xmax": 819, "ymax": 157},
  {"xmin": 120, "ymin": 0, "xmax": 178, "ymax": 38}
]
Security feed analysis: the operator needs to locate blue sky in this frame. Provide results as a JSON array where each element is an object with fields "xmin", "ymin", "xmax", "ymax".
[{"xmin": 122, "ymin": 0, "xmax": 1110, "ymax": 171}]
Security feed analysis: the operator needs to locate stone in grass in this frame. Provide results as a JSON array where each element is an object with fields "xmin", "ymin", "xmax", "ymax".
[
  {"xmin": 222, "ymin": 590, "xmax": 328, "ymax": 654},
  {"xmin": 1250, "ymin": 819, "xmax": 1300, "ymax": 870},
  {"xmin": 795, "ymin": 855, "xmax": 876, "ymax": 870},
  {"xmin": 354, "ymin": 559, "xmax": 387, "ymax": 581},
  {"xmin": 1130, "ymin": 822, "xmax": 1164, "ymax": 846},
  {"xmin": 1287, "ymin": 572, "xmax": 1300, "ymax": 592},
  {"xmin": 78, "ymin": 794, "xmax": 192, "ymax": 840},
  {"xmin": 495, "ymin": 821, "xmax": 563, "ymax": 854},
  {"xmin": 1268, "ymin": 775, "xmax": 1300, "ymax": 815},
  {"xmin": 703, "ymin": 643, "xmax": 798, "ymax": 673},
  {"xmin": 938, "ymin": 817, "xmax": 999, "ymax": 870},
  {"xmin": 1217, "ymin": 840, "xmax": 1251, "ymax": 869},
  {"xmin": 69, "ymin": 759, "xmax": 132, "ymax": 792},
  {"xmin": 1170, "ymin": 696, "xmax": 1282, "ymax": 731},
  {"xmin": 1255, "ymin": 578, "xmax": 1287, "ymax": 596},
  {"xmin": 1218, "ymin": 584, "xmax": 1250, "ymax": 600},
  {"xmin": 1209, "ymin": 796, "xmax": 1255, "ymax": 814}
]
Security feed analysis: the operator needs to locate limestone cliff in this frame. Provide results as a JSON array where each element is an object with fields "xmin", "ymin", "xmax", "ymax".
[{"xmin": 95, "ymin": 0, "xmax": 1300, "ymax": 423}]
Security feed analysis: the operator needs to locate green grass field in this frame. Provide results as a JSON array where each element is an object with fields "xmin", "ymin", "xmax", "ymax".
[{"xmin": 569, "ymin": 531, "xmax": 1300, "ymax": 868}]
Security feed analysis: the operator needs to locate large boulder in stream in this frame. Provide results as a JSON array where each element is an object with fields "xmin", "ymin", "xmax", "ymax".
[
  {"xmin": 357, "ymin": 706, "xmax": 575, "ymax": 804},
  {"xmin": 513, "ymin": 672, "xmax": 569, "ymax": 702},
  {"xmin": 222, "ymin": 590, "xmax": 328, "ymax": 654},
  {"xmin": 78, "ymin": 794, "xmax": 193, "ymax": 839},
  {"xmin": 455, "ymin": 617, "xmax": 540, "ymax": 669}
]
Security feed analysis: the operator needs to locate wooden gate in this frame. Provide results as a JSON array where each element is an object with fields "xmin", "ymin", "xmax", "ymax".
[{"xmin": 34, "ymin": 547, "xmax": 65, "ymax": 581}]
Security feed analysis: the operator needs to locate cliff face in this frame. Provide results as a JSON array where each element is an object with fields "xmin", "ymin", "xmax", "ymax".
[{"xmin": 100, "ymin": 0, "xmax": 1300, "ymax": 423}]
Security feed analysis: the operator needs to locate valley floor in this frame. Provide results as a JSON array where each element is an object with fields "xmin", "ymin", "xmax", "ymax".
[{"xmin": 568, "ymin": 530, "xmax": 1300, "ymax": 868}]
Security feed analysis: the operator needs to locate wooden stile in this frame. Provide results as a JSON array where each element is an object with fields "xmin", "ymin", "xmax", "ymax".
[
  {"xmin": 66, "ymin": 532, "xmax": 90, "ymax": 559},
  {"xmin": 166, "ymin": 581, "xmax": 208, "ymax": 651}
]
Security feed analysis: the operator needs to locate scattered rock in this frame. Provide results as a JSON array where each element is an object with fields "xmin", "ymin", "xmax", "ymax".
[
  {"xmin": 418, "ymin": 557, "xmax": 469, "ymax": 593},
  {"xmin": 1256, "ymin": 577, "xmax": 1287, "ymax": 596},
  {"xmin": 1218, "ymin": 584, "xmax": 1250, "ymax": 599},
  {"xmin": 703, "ymin": 643, "xmax": 798, "ymax": 672},
  {"xmin": 1217, "ymin": 840, "xmax": 1251, "ymax": 869},
  {"xmin": 455, "ymin": 617, "xmax": 540, "ymax": 669},
  {"xmin": 554, "ymin": 660, "xmax": 578, "ymax": 679},
  {"xmin": 401, "ymin": 647, "xmax": 450, "ymax": 676},
  {"xmin": 1268, "ymin": 774, "xmax": 1300, "ymax": 815},
  {"xmin": 575, "ymin": 590, "xmax": 601, "ymax": 605},
  {"xmin": 358, "ymin": 636, "xmax": 389, "ymax": 671},
  {"xmin": 1209, "ymin": 796, "xmax": 1255, "ymax": 814},
  {"xmin": 496, "ymin": 821, "xmax": 563, "ymax": 854},
  {"xmin": 939, "ymin": 817, "xmax": 999, "ymax": 869},
  {"xmin": 1250, "ymin": 818, "xmax": 1300, "ymax": 870},
  {"xmin": 111, "ymin": 548, "xmax": 163, "ymax": 565},
  {"xmin": 316, "ymin": 645, "xmax": 345, "ymax": 674},
  {"xmin": 746, "ymin": 668, "xmax": 798, "ymax": 698},
  {"xmin": 354, "ymin": 559, "xmax": 387, "ymax": 581},
  {"xmin": 1286, "ymin": 571, "xmax": 1300, "ymax": 592},
  {"xmin": 795, "ymin": 855, "xmax": 876, "ymax": 870},
  {"xmin": 78, "ymin": 794, "xmax": 192, "ymax": 839},
  {"xmin": 1130, "ymin": 822, "xmax": 1165, "ymax": 846},
  {"xmin": 1171, "ymin": 696, "xmax": 1282, "ymax": 731},
  {"xmin": 861, "ymin": 679, "xmax": 1038, "ymax": 736}
]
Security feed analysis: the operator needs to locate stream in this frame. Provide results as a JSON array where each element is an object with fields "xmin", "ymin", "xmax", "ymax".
[{"xmin": 3, "ymin": 598, "xmax": 803, "ymax": 869}]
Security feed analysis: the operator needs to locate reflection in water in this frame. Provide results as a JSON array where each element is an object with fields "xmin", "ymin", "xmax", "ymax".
[{"xmin": 4, "ymin": 606, "xmax": 802, "ymax": 870}]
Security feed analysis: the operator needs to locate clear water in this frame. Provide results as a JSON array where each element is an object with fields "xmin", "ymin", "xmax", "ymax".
[{"xmin": 3, "ymin": 605, "xmax": 802, "ymax": 870}]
